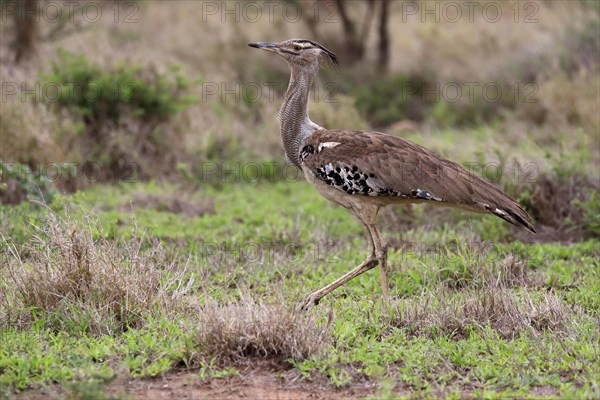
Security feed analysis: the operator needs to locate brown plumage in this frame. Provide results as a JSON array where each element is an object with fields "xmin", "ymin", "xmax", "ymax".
[
  {"xmin": 301, "ymin": 129, "xmax": 535, "ymax": 233},
  {"xmin": 249, "ymin": 39, "xmax": 535, "ymax": 311}
]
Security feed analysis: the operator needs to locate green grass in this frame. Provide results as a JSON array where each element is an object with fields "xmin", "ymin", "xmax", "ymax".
[{"xmin": 1, "ymin": 180, "xmax": 598, "ymax": 399}]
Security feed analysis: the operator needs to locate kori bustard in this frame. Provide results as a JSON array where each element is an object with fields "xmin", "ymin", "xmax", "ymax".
[{"xmin": 249, "ymin": 39, "xmax": 535, "ymax": 311}]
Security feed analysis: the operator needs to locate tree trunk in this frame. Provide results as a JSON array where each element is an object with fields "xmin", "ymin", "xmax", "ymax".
[
  {"xmin": 13, "ymin": 0, "xmax": 39, "ymax": 64},
  {"xmin": 377, "ymin": 0, "xmax": 390, "ymax": 72},
  {"xmin": 334, "ymin": 0, "xmax": 364, "ymax": 59}
]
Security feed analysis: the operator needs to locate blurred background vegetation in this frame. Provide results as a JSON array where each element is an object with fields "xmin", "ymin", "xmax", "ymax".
[{"xmin": 0, "ymin": 0, "xmax": 598, "ymax": 237}]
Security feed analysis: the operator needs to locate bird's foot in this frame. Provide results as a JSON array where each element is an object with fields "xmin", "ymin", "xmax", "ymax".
[{"xmin": 298, "ymin": 292, "xmax": 320, "ymax": 312}]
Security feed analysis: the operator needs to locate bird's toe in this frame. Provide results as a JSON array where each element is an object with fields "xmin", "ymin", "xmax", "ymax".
[{"xmin": 298, "ymin": 293, "xmax": 320, "ymax": 312}]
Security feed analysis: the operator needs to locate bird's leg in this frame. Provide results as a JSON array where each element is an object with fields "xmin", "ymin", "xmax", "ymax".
[
  {"xmin": 299, "ymin": 221, "xmax": 378, "ymax": 311},
  {"xmin": 360, "ymin": 205, "xmax": 391, "ymax": 304},
  {"xmin": 373, "ymin": 224, "xmax": 391, "ymax": 305}
]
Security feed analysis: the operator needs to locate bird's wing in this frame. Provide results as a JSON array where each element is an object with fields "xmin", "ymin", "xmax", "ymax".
[{"xmin": 300, "ymin": 129, "xmax": 535, "ymax": 232}]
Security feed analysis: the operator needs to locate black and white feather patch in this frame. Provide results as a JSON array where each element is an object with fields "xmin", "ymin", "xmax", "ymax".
[
  {"xmin": 300, "ymin": 142, "xmax": 341, "ymax": 162},
  {"xmin": 312, "ymin": 162, "xmax": 445, "ymax": 201}
]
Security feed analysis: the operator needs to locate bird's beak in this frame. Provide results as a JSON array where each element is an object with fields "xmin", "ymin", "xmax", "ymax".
[{"xmin": 248, "ymin": 42, "xmax": 278, "ymax": 52}]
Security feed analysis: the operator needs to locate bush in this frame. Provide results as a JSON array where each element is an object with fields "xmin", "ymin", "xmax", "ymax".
[
  {"xmin": 350, "ymin": 72, "xmax": 432, "ymax": 127},
  {"xmin": 40, "ymin": 50, "xmax": 197, "ymax": 180},
  {"xmin": 43, "ymin": 50, "xmax": 194, "ymax": 122},
  {"xmin": 430, "ymin": 99, "xmax": 494, "ymax": 127},
  {"xmin": 349, "ymin": 72, "xmax": 513, "ymax": 128},
  {"xmin": 0, "ymin": 160, "xmax": 61, "ymax": 204},
  {"xmin": 573, "ymin": 191, "xmax": 600, "ymax": 236}
]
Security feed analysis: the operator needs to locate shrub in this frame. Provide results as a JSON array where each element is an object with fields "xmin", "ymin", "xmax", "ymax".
[
  {"xmin": 430, "ymin": 99, "xmax": 494, "ymax": 127},
  {"xmin": 43, "ymin": 50, "xmax": 194, "ymax": 122},
  {"xmin": 573, "ymin": 191, "xmax": 600, "ymax": 236},
  {"xmin": 0, "ymin": 160, "xmax": 61, "ymax": 204},
  {"xmin": 350, "ymin": 72, "xmax": 433, "ymax": 127},
  {"xmin": 349, "ymin": 72, "xmax": 515, "ymax": 128},
  {"xmin": 40, "ymin": 50, "xmax": 197, "ymax": 180}
]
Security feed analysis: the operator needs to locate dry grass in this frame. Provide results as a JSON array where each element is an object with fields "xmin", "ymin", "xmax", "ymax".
[
  {"xmin": 482, "ymin": 254, "xmax": 545, "ymax": 288},
  {"xmin": 436, "ymin": 252, "xmax": 547, "ymax": 291},
  {"xmin": 387, "ymin": 2, "xmax": 596, "ymax": 80},
  {"xmin": 388, "ymin": 246, "xmax": 575, "ymax": 340},
  {"xmin": 0, "ymin": 93, "xmax": 77, "ymax": 167},
  {"xmin": 195, "ymin": 297, "xmax": 330, "ymax": 364},
  {"xmin": 534, "ymin": 70, "xmax": 600, "ymax": 131},
  {"xmin": 525, "ymin": 172, "xmax": 599, "ymax": 234},
  {"xmin": 0, "ymin": 210, "xmax": 193, "ymax": 335},
  {"xmin": 392, "ymin": 288, "xmax": 573, "ymax": 340}
]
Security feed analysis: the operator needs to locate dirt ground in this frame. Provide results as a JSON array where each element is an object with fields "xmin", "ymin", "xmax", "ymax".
[
  {"xmin": 119, "ymin": 371, "xmax": 375, "ymax": 400},
  {"xmin": 17, "ymin": 369, "xmax": 563, "ymax": 399},
  {"xmin": 18, "ymin": 367, "xmax": 378, "ymax": 400}
]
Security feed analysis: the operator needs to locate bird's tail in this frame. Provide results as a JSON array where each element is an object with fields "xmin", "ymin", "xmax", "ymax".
[
  {"xmin": 446, "ymin": 158, "xmax": 537, "ymax": 234},
  {"xmin": 480, "ymin": 201, "xmax": 536, "ymax": 233}
]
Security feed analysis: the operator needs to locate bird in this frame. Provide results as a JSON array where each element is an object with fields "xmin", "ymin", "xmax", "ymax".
[{"xmin": 248, "ymin": 39, "xmax": 535, "ymax": 311}]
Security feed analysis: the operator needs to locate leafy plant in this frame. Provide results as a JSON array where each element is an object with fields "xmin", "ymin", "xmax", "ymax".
[
  {"xmin": 43, "ymin": 50, "xmax": 195, "ymax": 123},
  {"xmin": 0, "ymin": 160, "xmax": 62, "ymax": 204},
  {"xmin": 40, "ymin": 50, "xmax": 197, "ymax": 180},
  {"xmin": 350, "ymin": 72, "xmax": 432, "ymax": 126},
  {"xmin": 573, "ymin": 190, "xmax": 600, "ymax": 236}
]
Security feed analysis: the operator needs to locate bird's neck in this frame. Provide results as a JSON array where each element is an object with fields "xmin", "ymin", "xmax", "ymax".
[{"xmin": 279, "ymin": 65, "xmax": 318, "ymax": 168}]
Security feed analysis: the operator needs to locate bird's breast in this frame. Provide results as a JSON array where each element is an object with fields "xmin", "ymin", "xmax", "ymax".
[{"xmin": 301, "ymin": 164, "xmax": 355, "ymax": 208}]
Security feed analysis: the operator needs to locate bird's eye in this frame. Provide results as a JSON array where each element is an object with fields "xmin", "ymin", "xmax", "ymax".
[{"xmin": 294, "ymin": 45, "xmax": 302, "ymax": 51}]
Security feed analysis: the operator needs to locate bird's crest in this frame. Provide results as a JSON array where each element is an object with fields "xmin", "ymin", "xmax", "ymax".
[{"xmin": 295, "ymin": 39, "xmax": 339, "ymax": 69}]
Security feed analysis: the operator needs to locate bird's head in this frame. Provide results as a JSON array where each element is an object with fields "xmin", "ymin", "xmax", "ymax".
[{"xmin": 248, "ymin": 39, "xmax": 338, "ymax": 70}]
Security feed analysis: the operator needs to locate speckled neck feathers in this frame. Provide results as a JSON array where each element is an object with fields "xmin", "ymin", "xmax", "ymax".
[{"xmin": 279, "ymin": 63, "xmax": 320, "ymax": 168}]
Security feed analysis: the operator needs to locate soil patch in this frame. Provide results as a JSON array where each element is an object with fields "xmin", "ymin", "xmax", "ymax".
[{"xmin": 114, "ymin": 368, "xmax": 374, "ymax": 400}]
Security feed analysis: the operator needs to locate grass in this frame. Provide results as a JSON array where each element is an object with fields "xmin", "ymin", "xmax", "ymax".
[
  {"xmin": 1, "ymin": 180, "xmax": 598, "ymax": 399},
  {"xmin": 0, "ymin": 2, "xmax": 598, "ymax": 398}
]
